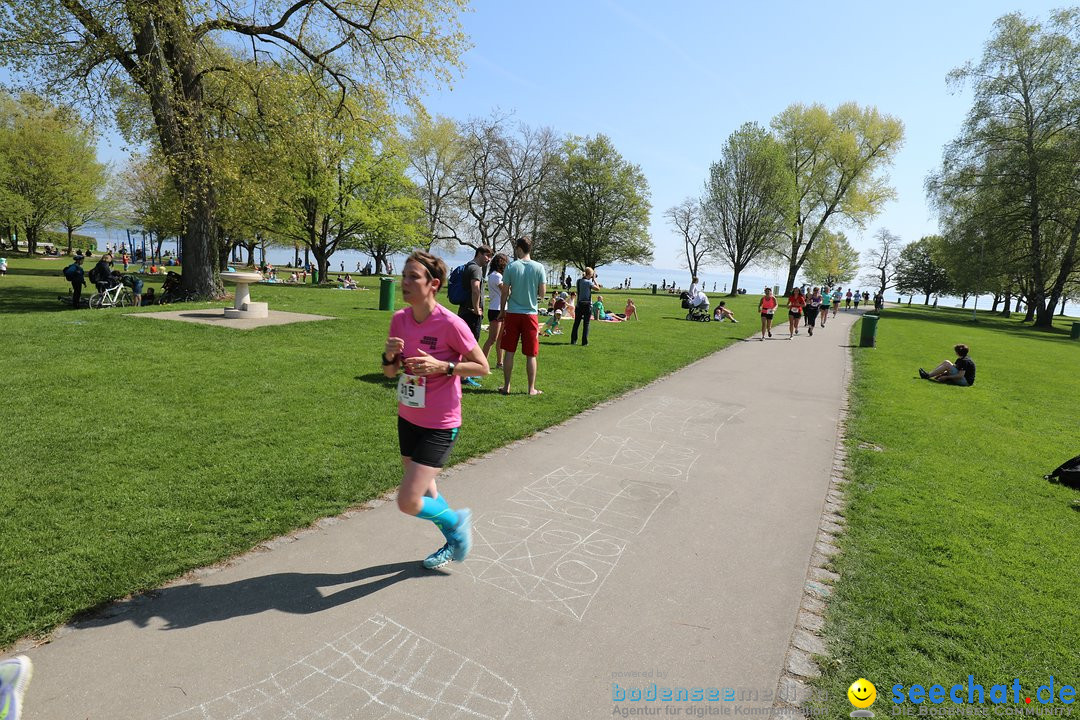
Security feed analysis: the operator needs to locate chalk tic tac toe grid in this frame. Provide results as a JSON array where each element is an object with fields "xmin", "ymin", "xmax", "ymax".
[{"xmin": 161, "ymin": 614, "xmax": 535, "ymax": 719}]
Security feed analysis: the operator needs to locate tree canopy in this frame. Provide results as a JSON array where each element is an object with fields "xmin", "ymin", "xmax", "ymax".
[
  {"xmin": 930, "ymin": 9, "xmax": 1080, "ymax": 327},
  {"xmin": 0, "ymin": 0, "xmax": 468, "ymax": 296},
  {"xmin": 772, "ymin": 102, "xmax": 904, "ymax": 295},
  {"xmin": 536, "ymin": 134, "xmax": 653, "ymax": 271}
]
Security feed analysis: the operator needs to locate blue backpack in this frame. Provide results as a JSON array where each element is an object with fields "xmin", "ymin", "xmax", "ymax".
[
  {"xmin": 63, "ymin": 263, "xmax": 79, "ymax": 281},
  {"xmin": 446, "ymin": 263, "xmax": 470, "ymax": 305}
]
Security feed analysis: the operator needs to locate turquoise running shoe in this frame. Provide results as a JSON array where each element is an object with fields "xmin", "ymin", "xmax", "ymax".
[
  {"xmin": 423, "ymin": 543, "xmax": 454, "ymax": 569},
  {"xmin": 0, "ymin": 655, "xmax": 33, "ymax": 720},
  {"xmin": 449, "ymin": 508, "xmax": 472, "ymax": 562}
]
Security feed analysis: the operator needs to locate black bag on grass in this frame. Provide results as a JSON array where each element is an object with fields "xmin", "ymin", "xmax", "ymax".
[{"xmin": 1045, "ymin": 454, "xmax": 1080, "ymax": 489}]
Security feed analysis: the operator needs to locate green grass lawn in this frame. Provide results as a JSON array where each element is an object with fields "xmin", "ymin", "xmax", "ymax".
[
  {"xmin": 814, "ymin": 305, "xmax": 1080, "ymax": 713},
  {"xmin": 0, "ymin": 255, "xmax": 759, "ymax": 647}
]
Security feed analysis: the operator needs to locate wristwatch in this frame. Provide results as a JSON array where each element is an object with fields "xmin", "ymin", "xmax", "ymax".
[{"xmin": 445, "ymin": 361, "xmax": 456, "ymax": 376}]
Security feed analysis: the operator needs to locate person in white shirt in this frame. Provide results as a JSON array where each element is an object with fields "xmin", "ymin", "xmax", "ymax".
[{"xmin": 481, "ymin": 253, "xmax": 509, "ymax": 368}]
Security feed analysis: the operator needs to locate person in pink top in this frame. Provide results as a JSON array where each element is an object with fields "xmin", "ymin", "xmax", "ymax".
[{"xmin": 382, "ymin": 251, "xmax": 490, "ymax": 569}]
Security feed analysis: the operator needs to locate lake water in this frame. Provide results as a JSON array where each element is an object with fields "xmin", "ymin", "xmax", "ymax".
[{"xmin": 73, "ymin": 224, "xmax": 1077, "ymax": 316}]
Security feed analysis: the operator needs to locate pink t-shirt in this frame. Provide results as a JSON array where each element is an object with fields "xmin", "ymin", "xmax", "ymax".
[{"xmin": 389, "ymin": 303, "xmax": 477, "ymax": 429}]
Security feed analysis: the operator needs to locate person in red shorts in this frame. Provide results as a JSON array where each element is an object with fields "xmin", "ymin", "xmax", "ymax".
[{"xmin": 498, "ymin": 237, "xmax": 546, "ymax": 396}]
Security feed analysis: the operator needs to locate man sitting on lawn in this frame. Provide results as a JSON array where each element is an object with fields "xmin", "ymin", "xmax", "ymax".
[{"xmin": 919, "ymin": 344, "xmax": 976, "ymax": 386}]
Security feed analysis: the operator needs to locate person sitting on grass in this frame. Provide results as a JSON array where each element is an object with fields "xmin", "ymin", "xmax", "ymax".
[
  {"xmin": 142, "ymin": 287, "xmax": 156, "ymax": 305},
  {"xmin": 592, "ymin": 294, "xmax": 606, "ymax": 320},
  {"xmin": 712, "ymin": 301, "xmax": 738, "ymax": 322},
  {"xmin": 919, "ymin": 344, "xmax": 976, "ymax": 386},
  {"xmin": 624, "ymin": 298, "xmax": 638, "ymax": 320}
]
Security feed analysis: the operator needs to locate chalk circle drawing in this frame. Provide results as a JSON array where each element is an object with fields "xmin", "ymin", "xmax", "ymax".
[
  {"xmin": 507, "ymin": 466, "xmax": 673, "ymax": 535},
  {"xmin": 463, "ymin": 513, "xmax": 628, "ymax": 620},
  {"xmin": 617, "ymin": 396, "xmax": 745, "ymax": 443},
  {"xmin": 160, "ymin": 614, "xmax": 534, "ymax": 719},
  {"xmin": 577, "ymin": 434, "xmax": 700, "ymax": 481}
]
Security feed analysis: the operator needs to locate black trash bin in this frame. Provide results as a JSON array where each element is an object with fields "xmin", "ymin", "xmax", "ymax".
[
  {"xmin": 860, "ymin": 315, "xmax": 879, "ymax": 347},
  {"xmin": 651, "ymin": 284, "xmax": 657, "ymax": 295},
  {"xmin": 1071, "ymin": 322, "xmax": 1080, "ymax": 340}
]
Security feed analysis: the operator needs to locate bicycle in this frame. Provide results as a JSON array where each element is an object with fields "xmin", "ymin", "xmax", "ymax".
[{"xmin": 89, "ymin": 282, "xmax": 134, "ymax": 309}]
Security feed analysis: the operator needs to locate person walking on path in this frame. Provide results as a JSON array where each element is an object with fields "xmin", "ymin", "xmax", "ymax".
[
  {"xmin": 482, "ymin": 253, "xmax": 509, "ymax": 369},
  {"xmin": 65, "ymin": 255, "xmax": 87, "ymax": 308},
  {"xmin": 786, "ymin": 287, "xmax": 806, "ymax": 338},
  {"xmin": 382, "ymin": 251, "xmax": 489, "ymax": 569},
  {"xmin": 570, "ymin": 267, "xmax": 600, "ymax": 346},
  {"xmin": 758, "ymin": 287, "xmax": 777, "ymax": 340},
  {"xmin": 456, "ymin": 245, "xmax": 494, "ymax": 388},
  {"xmin": 819, "ymin": 286, "xmax": 831, "ymax": 327},
  {"xmin": 804, "ymin": 287, "xmax": 822, "ymax": 336},
  {"xmin": 498, "ymin": 237, "xmax": 546, "ymax": 396}
]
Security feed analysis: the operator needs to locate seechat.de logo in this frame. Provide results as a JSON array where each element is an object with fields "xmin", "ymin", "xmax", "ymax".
[{"xmin": 849, "ymin": 679, "xmax": 878, "ymax": 718}]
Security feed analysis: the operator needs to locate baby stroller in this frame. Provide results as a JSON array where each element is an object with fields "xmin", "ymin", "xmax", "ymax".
[{"xmin": 680, "ymin": 291, "xmax": 711, "ymax": 322}]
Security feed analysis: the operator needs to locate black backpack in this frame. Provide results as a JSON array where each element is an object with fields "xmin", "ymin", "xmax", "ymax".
[{"xmin": 1045, "ymin": 454, "xmax": 1080, "ymax": 490}]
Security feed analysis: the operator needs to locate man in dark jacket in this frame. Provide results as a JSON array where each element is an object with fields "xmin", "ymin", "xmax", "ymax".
[
  {"xmin": 66, "ymin": 256, "xmax": 87, "ymax": 308},
  {"xmin": 89, "ymin": 254, "xmax": 113, "ymax": 293}
]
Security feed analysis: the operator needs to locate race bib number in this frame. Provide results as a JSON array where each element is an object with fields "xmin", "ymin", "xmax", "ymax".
[
  {"xmin": 397, "ymin": 373, "xmax": 426, "ymax": 408},
  {"xmin": 766, "ymin": 308, "xmax": 775, "ymax": 315}
]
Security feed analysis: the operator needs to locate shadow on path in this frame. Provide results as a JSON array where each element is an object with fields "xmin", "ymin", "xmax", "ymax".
[{"xmin": 76, "ymin": 561, "xmax": 442, "ymax": 631}]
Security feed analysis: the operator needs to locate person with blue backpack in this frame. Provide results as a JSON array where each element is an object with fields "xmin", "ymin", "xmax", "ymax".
[
  {"xmin": 447, "ymin": 245, "xmax": 493, "ymax": 388},
  {"xmin": 62, "ymin": 255, "xmax": 86, "ymax": 308}
]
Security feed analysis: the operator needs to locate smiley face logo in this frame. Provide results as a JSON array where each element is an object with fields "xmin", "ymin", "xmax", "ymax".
[{"xmin": 848, "ymin": 678, "xmax": 877, "ymax": 709}]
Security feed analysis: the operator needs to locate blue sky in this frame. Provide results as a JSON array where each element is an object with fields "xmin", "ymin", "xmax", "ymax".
[
  {"xmin": 415, "ymin": 0, "xmax": 1062, "ymax": 269},
  {"xmin": 72, "ymin": 1, "xmax": 1062, "ymax": 272}
]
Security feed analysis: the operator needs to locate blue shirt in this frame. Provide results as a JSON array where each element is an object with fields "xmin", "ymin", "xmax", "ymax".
[{"xmin": 502, "ymin": 259, "xmax": 546, "ymax": 315}]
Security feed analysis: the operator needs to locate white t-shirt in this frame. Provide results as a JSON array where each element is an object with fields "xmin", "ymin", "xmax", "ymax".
[{"xmin": 487, "ymin": 271, "xmax": 503, "ymax": 311}]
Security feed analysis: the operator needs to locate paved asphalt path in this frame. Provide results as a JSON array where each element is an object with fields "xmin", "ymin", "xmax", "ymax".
[{"xmin": 23, "ymin": 310, "xmax": 860, "ymax": 720}]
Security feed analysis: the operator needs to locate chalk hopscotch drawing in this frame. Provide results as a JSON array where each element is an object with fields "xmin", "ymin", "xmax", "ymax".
[
  {"xmin": 578, "ymin": 433, "xmax": 700, "ymax": 480},
  {"xmin": 617, "ymin": 396, "xmax": 745, "ymax": 443},
  {"xmin": 463, "ymin": 513, "xmax": 628, "ymax": 620},
  {"xmin": 506, "ymin": 465, "xmax": 673, "ymax": 535},
  {"xmin": 161, "ymin": 614, "xmax": 534, "ymax": 720}
]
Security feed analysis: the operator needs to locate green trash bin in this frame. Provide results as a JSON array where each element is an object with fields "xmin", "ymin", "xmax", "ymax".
[
  {"xmin": 312, "ymin": 268, "xmax": 319, "ymax": 284},
  {"xmin": 379, "ymin": 277, "xmax": 396, "ymax": 311},
  {"xmin": 860, "ymin": 315, "xmax": 879, "ymax": 347},
  {"xmin": 651, "ymin": 284, "xmax": 657, "ymax": 295},
  {"xmin": 1071, "ymin": 322, "xmax": 1080, "ymax": 340}
]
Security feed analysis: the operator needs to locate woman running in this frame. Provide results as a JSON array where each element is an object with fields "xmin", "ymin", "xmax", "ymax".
[
  {"xmin": 481, "ymin": 253, "xmax": 509, "ymax": 368},
  {"xmin": 382, "ymin": 251, "xmax": 490, "ymax": 569},
  {"xmin": 819, "ymin": 286, "xmax": 831, "ymax": 327},
  {"xmin": 804, "ymin": 287, "xmax": 822, "ymax": 336},
  {"xmin": 758, "ymin": 287, "xmax": 777, "ymax": 340},
  {"xmin": 787, "ymin": 287, "xmax": 806, "ymax": 338}
]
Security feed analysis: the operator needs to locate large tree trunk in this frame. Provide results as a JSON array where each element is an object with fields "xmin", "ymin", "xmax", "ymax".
[
  {"xmin": 728, "ymin": 267, "xmax": 742, "ymax": 297},
  {"xmin": 1035, "ymin": 215, "xmax": 1080, "ymax": 328},
  {"xmin": 178, "ymin": 188, "xmax": 222, "ymax": 297}
]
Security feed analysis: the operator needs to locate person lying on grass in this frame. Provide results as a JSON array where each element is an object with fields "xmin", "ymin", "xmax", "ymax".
[{"xmin": 919, "ymin": 344, "xmax": 976, "ymax": 386}]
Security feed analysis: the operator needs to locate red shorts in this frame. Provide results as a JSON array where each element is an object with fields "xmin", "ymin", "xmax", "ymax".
[{"xmin": 500, "ymin": 313, "xmax": 540, "ymax": 356}]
